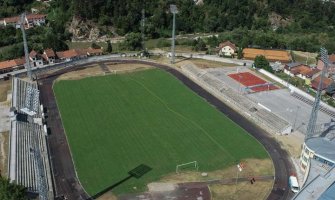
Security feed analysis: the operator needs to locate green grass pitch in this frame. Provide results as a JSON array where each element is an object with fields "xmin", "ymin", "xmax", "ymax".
[{"xmin": 53, "ymin": 68, "xmax": 268, "ymax": 195}]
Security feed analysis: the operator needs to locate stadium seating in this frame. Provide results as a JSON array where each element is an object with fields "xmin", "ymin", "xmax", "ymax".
[
  {"xmin": 182, "ymin": 64, "xmax": 291, "ymax": 134},
  {"xmin": 291, "ymin": 92, "xmax": 335, "ymax": 118},
  {"xmin": 9, "ymin": 78, "xmax": 52, "ymax": 197}
]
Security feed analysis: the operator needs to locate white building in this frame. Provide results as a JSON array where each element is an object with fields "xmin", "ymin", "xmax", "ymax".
[{"xmin": 218, "ymin": 41, "xmax": 237, "ymax": 57}]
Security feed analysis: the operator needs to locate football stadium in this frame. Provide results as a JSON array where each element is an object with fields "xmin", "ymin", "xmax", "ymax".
[{"xmin": 53, "ymin": 67, "xmax": 268, "ymax": 195}]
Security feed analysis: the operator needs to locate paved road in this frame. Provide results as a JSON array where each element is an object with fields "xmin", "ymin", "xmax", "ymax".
[{"xmin": 38, "ymin": 59, "xmax": 294, "ymax": 200}]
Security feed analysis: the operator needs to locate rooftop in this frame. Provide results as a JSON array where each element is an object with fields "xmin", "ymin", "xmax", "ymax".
[
  {"xmin": 305, "ymin": 136, "xmax": 335, "ymax": 162},
  {"xmin": 293, "ymin": 160, "xmax": 335, "ymax": 200},
  {"xmin": 219, "ymin": 41, "xmax": 237, "ymax": 51},
  {"xmin": 0, "ymin": 58, "xmax": 25, "ymax": 70}
]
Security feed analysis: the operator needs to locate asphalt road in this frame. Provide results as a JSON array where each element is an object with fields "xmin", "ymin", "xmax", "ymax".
[{"xmin": 38, "ymin": 59, "xmax": 294, "ymax": 200}]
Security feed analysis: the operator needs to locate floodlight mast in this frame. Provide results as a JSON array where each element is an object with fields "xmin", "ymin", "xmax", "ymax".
[
  {"xmin": 305, "ymin": 47, "xmax": 329, "ymax": 140},
  {"xmin": 170, "ymin": 5, "xmax": 178, "ymax": 64},
  {"xmin": 20, "ymin": 13, "xmax": 32, "ymax": 80}
]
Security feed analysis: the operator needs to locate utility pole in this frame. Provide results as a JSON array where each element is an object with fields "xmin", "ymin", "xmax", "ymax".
[
  {"xmin": 305, "ymin": 47, "xmax": 329, "ymax": 140},
  {"xmin": 20, "ymin": 13, "xmax": 32, "ymax": 80},
  {"xmin": 141, "ymin": 8, "xmax": 145, "ymax": 52},
  {"xmin": 170, "ymin": 5, "xmax": 178, "ymax": 64}
]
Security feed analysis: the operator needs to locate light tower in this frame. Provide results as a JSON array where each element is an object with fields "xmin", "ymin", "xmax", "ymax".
[
  {"xmin": 170, "ymin": 4, "xmax": 178, "ymax": 64},
  {"xmin": 20, "ymin": 13, "xmax": 32, "ymax": 80},
  {"xmin": 141, "ymin": 8, "xmax": 145, "ymax": 52},
  {"xmin": 305, "ymin": 47, "xmax": 329, "ymax": 140}
]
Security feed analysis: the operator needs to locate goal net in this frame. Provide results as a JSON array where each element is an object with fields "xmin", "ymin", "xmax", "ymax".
[{"xmin": 176, "ymin": 161, "xmax": 199, "ymax": 173}]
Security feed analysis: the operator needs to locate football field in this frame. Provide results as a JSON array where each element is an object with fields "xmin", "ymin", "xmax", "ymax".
[{"xmin": 53, "ymin": 68, "xmax": 268, "ymax": 195}]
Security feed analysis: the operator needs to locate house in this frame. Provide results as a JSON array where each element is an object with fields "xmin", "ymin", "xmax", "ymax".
[
  {"xmin": 284, "ymin": 63, "xmax": 303, "ymax": 76},
  {"xmin": 311, "ymin": 75, "xmax": 333, "ymax": 91},
  {"xmin": 218, "ymin": 41, "xmax": 237, "ymax": 57},
  {"xmin": 329, "ymin": 54, "xmax": 335, "ymax": 64},
  {"xmin": 316, "ymin": 60, "xmax": 335, "ymax": 77},
  {"xmin": 0, "ymin": 14, "xmax": 46, "ymax": 29},
  {"xmin": 243, "ymin": 48, "xmax": 291, "ymax": 63},
  {"xmin": 0, "ymin": 58, "xmax": 25, "ymax": 74},
  {"xmin": 56, "ymin": 49, "xmax": 87, "ymax": 62},
  {"xmin": 42, "ymin": 49, "xmax": 56, "ymax": 64},
  {"xmin": 29, "ymin": 50, "xmax": 44, "ymax": 67},
  {"xmin": 84, "ymin": 47, "xmax": 103, "ymax": 56},
  {"xmin": 25, "ymin": 14, "xmax": 47, "ymax": 27}
]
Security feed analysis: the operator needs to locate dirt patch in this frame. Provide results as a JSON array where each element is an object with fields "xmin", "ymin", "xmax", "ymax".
[
  {"xmin": 160, "ymin": 159, "xmax": 274, "ymax": 184},
  {"xmin": 210, "ymin": 179, "xmax": 273, "ymax": 200},
  {"xmin": 0, "ymin": 80, "xmax": 11, "ymax": 102},
  {"xmin": 105, "ymin": 63, "xmax": 153, "ymax": 73},
  {"xmin": 56, "ymin": 63, "xmax": 153, "ymax": 81},
  {"xmin": 274, "ymin": 132, "xmax": 304, "ymax": 158},
  {"xmin": 57, "ymin": 65, "xmax": 104, "ymax": 80},
  {"xmin": 96, "ymin": 191, "xmax": 118, "ymax": 200},
  {"xmin": 0, "ymin": 131, "xmax": 9, "ymax": 176}
]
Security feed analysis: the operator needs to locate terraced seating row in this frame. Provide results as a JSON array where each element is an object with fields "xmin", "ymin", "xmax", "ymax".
[
  {"xmin": 9, "ymin": 78, "xmax": 52, "ymax": 197},
  {"xmin": 182, "ymin": 64, "xmax": 291, "ymax": 134},
  {"xmin": 291, "ymin": 92, "xmax": 335, "ymax": 118},
  {"xmin": 12, "ymin": 78, "xmax": 41, "ymax": 117}
]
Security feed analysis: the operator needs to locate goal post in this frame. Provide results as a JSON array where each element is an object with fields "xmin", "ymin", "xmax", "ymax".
[{"xmin": 176, "ymin": 161, "xmax": 199, "ymax": 173}]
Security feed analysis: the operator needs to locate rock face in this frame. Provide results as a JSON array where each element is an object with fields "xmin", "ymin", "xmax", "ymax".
[
  {"xmin": 268, "ymin": 12, "xmax": 293, "ymax": 31},
  {"xmin": 68, "ymin": 17, "xmax": 102, "ymax": 41}
]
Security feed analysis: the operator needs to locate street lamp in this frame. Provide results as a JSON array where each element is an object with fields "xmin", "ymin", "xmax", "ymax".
[{"xmin": 170, "ymin": 4, "xmax": 178, "ymax": 64}]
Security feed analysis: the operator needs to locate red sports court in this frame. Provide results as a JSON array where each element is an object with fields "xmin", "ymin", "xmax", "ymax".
[{"xmin": 228, "ymin": 72, "xmax": 278, "ymax": 92}]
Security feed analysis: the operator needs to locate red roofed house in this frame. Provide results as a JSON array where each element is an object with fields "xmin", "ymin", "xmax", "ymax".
[
  {"xmin": 0, "ymin": 58, "xmax": 25, "ymax": 74},
  {"xmin": 84, "ymin": 47, "xmax": 103, "ymax": 56},
  {"xmin": 218, "ymin": 41, "xmax": 237, "ymax": 57},
  {"xmin": 42, "ymin": 49, "xmax": 56, "ymax": 64},
  {"xmin": 56, "ymin": 49, "xmax": 87, "ymax": 62},
  {"xmin": 316, "ymin": 59, "xmax": 335, "ymax": 76},
  {"xmin": 29, "ymin": 50, "xmax": 44, "ymax": 67},
  {"xmin": 0, "ymin": 13, "xmax": 46, "ymax": 29},
  {"xmin": 311, "ymin": 75, "xmax": 333, "ymax": 91}
]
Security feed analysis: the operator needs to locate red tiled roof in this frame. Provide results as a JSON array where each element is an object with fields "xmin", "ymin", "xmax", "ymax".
[
  {"xmin": 56, "ymin": 49, "xmax": 86, "ymax": 59},
  {"xmin": 219, "ymin": 41, "xmax": 237, "ymax": 51},
  {"xmin": 3, "ymin": 16, "xmax": 20, "ymax": 23},
  {"xmin": 243, "ymin": 48, "xmax": 291, "ymax": 62},
  {"xmin": 85, "ymin": 47, "xmax": 103, "ymax": 55},
  {"xmin": 26, "ymin": 14, "xmax": 47, "ymax": 20},
  {"xmin": 311, "ymin": 75, "xmax": 333, "ymax": 90},
  {"xmin": 29, "ymin": 50, "xmax": 37, "ymax": 58},
  {"xmin": 329, "ymin": 54, "xmax": 335, "ymax": 63},
  {"xmin": 44, "ymin": 48, "xmax": 55, "ymax": 57},
  {"xmin": 0, "ymin": 58, "xmax": 25, "ymax": 70}
]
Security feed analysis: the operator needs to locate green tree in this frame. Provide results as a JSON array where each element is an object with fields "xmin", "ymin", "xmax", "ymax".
[
  {"xmin": 121, "ymin": 32, "xmax": 142, "ymax": 51},
  {"xmin": 106, "ymin": 40, "xmax": 112, "ymax": 53},
  {"xmin": 254, "ymin": 55, "xmax": 272, "ymax": 72},
  {"xmin": 0, "ymin": 176, "xmax": 28, "ymax": 200}
]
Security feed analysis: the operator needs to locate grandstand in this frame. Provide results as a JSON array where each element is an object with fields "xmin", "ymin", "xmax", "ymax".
[
  {"xmin": 8, "ymin": 78, "xmax": 53, "ymax": 198},
  {"xmin": 181, "ymin": 64, "xmax": 291, "ymax": 135}
]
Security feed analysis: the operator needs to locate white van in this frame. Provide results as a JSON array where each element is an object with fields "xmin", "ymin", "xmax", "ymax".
[{"xmin": 289, "ymin": 176, "xmax": 300, "ymax": 193}]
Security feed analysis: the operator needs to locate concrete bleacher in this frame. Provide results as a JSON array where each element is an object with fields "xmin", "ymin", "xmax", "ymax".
[
  {"xmin": 8, "ymin": 78, "xmax": 53, "ymax": 198},
  {"xmin": 291, "ymin": 92, "xmax": 335, "ymax": 118},
  {"xmin": 182, "ymin": 64, "xmax": 291, "ymax": 135}
]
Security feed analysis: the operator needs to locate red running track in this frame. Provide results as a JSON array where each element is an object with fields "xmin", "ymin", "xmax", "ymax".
[{"xmin": 228, "ymin": 72, "xmax": 278, "ymax": 92}]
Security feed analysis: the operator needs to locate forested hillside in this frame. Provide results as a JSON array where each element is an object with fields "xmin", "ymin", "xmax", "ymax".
[{"xmin": 1, "ymin": 0, "xmax": 335, "ymax": 61}]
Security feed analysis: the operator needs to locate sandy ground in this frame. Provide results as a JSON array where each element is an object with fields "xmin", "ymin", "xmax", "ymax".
[
  {"xmin": 0, "ymin": 80, "xmax": 11, "ymax": 102},
  {"xmin": 57, "ymin": 65, "xmax": 104, "ymax": 80},
  {"xmin": 0, "ymin": 131, "xmax": 9, "ymax": 176},
  {"xmin": 105, "ymin": 63, "xmax": 153, "ymax": 73},
  {"xmin": 274, "ymin": 132, "xmax": 304, "ymax": 159},
  {"xmin": 210, "ymin": 180, "xmax": 273, "ymax": 200},
  {"xmin": 57, "ymin": 64, "xmax": 153, "ymax": 81}
]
